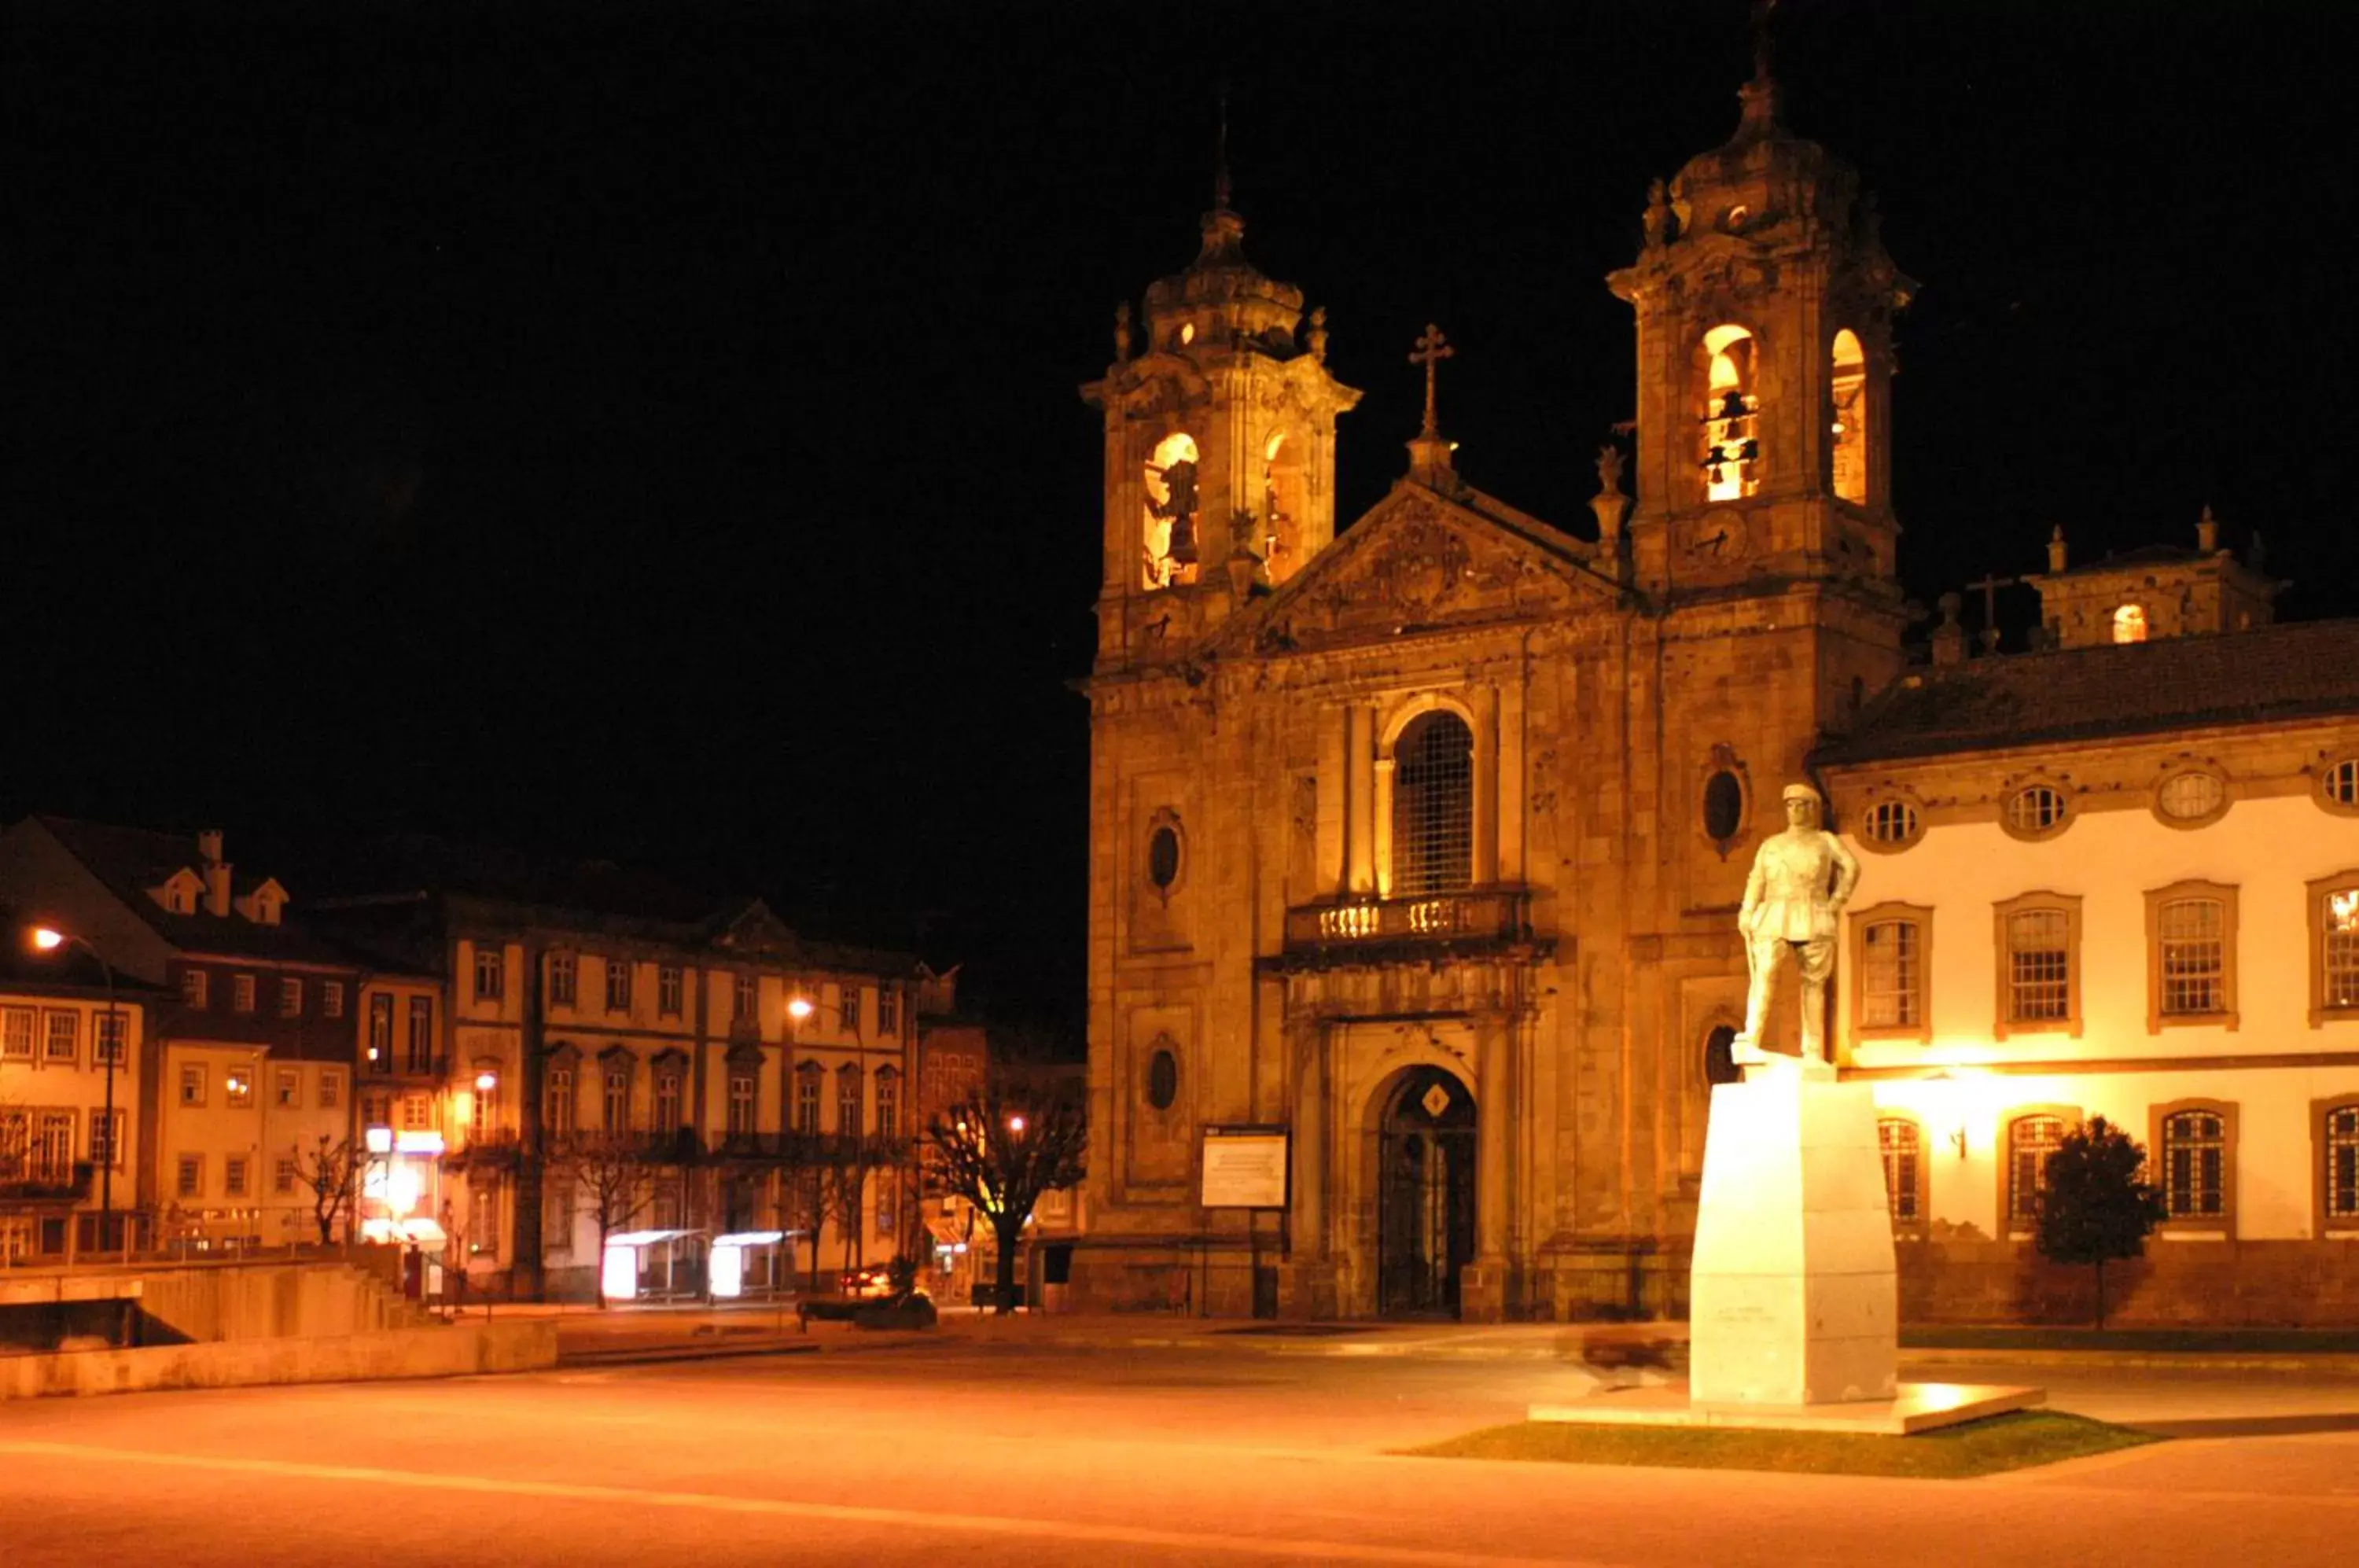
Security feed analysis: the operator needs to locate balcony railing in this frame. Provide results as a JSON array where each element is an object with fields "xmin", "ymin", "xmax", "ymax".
[
  {"xmin": 1281, "ymin": 889, "xmax": 1534, "ymax": 953},
  {"xmin": 0, "ymin": 1158, "xmax": 94, "ymax": 1203}
]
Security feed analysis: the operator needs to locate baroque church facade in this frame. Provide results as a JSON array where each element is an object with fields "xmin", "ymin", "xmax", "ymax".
[{"xmin": 1073, "ymin": 65, "xmax": 1913, "ymax": 1321}]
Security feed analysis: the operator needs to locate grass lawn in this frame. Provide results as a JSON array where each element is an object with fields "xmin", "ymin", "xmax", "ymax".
[
  {"xmin": 1903, "ymin": 1326, "xmax": 2359, "ymax": 1356},
  {"xmin": 1400, "ymin": 1412, "xmax": 2158, "ymax": 1479}
]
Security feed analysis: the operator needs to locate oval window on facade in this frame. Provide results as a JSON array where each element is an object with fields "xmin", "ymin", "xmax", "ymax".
[
  {"xmin": 1702, "ymin": 770, "xmax": 1746, "ymax": 842},
  {"xmin": 1861, "ymin": 798, "xmax": 1922, "ymax": 849},
  {"xmin": 1147, "ymin": 824, "xmax": 1182, "ymax": 892},
  {"xmin": 2004, "ymin": 784, "xmax": 2070, "ymax": 839},
  {"xmin": 2156, "ymin": 771, "xmax": 2226, "ymax": 825},
  {"xmin": 2322, "ymin": 757, "xmax": 2359, "ymax": 815},
  {"xmin": 1146, "ymin": 1047, "xmax": 1179, "ymax": 1111}
]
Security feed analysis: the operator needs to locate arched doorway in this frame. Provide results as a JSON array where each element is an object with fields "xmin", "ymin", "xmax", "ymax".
[{"xmin": 1376, "ymin": 1066, "xmax": 1476, "ymax": 1317}]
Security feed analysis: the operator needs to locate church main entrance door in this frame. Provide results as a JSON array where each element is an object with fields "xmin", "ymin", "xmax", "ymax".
[{"xmin": 1376, "ymin": 1066, "xmax": 1476, "ymax": 1317}]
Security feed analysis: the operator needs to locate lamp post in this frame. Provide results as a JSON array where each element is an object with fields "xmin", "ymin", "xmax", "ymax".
[{"xmin": 30, "ymin": 926, "xmax": 121, "ymax": 1244}]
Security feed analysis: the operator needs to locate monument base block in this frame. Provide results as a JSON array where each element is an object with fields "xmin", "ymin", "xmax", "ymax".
[{"xmin": 1529, "ymin": 1380, "xmax": 2046, "ymax": 1437}]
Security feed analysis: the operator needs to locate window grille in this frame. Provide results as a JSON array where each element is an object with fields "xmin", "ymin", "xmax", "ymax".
[
  {"xmin": 0, "ymin": 1009, "xmax": 30, "ymax": 1061},
  {"xmin": 1877, "ymin": 1119, "xmax": 1921, "ymax": 1224},
  {"xmin": 2158, "ymin": 772, "xmax": 2224, "ymax": 821},
  {"xmin": 2327, "ymin": 759, "xmax": 2359, "ymax": 809},
  {"xmin": 2328, "ymin": 1106, "xmax": 2359, "ymax": 1221},
  {"xmin": 2325, "ymin": 885, "xmax": 2359, "ymax": 1010},
  {"xmin": 2006, "ymin": 909, "xmax": 2071, "ymax": 1023},
  {"xmin": 2161, "ymin": 1110, "xmax": 2227, "ymax": 1220},
  {"xmin": 1863, "ymin": 800, "xmax": 1919, "ymax": 845},
  {"xmin": 42, "ymin": 1011, "xmax": 76, "ymax": 1062},
  {"xmin": 1392, "ymin": 712, "xmax": 1474, "ymax": 896},
  {"xmin": 2158, "ymin": 898, "xmax": 2226, "ymax": 1014},
  {"xmin": 2008, "ymin": 1114, "xmax": 2066, "ymax": 1228},
  {"xmin": 1861, "ymin": 920, "xmax": 1919, "ymax": 1028},
  {"xmin": 2006, "ymin": 786, "xmax": 2067, "ymax": 835}
]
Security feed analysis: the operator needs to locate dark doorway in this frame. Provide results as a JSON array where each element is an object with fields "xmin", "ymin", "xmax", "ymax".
[{"xmin": 1377, "ymin": 1066, "xmax": 1476, "ymax": 1317}]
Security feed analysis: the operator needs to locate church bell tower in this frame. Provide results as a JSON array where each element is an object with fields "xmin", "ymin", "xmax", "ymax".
[
  {"xmin": 1080, "ymin": 168, "xmax": 1361, "ymax": 672},
  {"xmin": 1607, "ymin": 46, "xmax": 1914, "ymax": 598}
]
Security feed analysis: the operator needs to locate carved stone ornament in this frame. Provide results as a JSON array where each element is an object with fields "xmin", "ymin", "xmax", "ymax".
[{"xmin": 1369, "ymin": 514, "xmax": 1474, "ymax": 620}]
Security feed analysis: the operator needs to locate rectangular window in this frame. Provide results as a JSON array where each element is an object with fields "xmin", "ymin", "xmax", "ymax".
[
  {"xmin": 875, "ymin": 1071, "xmax": 900, "ymax": 1139},
  {"xmin": 224, "ymin": 1156, "xmax": 249, "ymax": 1198},
  {"xmin": 322, "ymin": 981, "xmax": 344, "ymax": 1019},
  {"xmin": 547, "ymin": 1185, "xmax": 575, "ymax": 1256},
  {"xmin": 837, "ymin": 986, "xmax": 861, "ymax": 1036},
  {"xmin": 179, "ymin": 1063, "xmax": 207, "ymax": 1107},
  {"xmin": 837, "ymin": 1069, "xmax": 862, "ymax": 1138},
  {"xmin": 734, "ymin": 973, "xmax": 758, "ymax": 1023},
  {"xmin": 406, "ymin": 997, "xmax": 433, "ymax": 1074},
  {"xmin": 278, "ymin": 977, "xmax": 303, "ymax": 1018},
  {"xmin": 659, "ymin": 965, "xmax": 683, "ymax": 1017},
  {"xmin": 2328, "ymin": 1106, "xmax": 2359, "ymax": 1224},
  {"xmin": 180, "ymin": 970, "xmax": 208, "ymax": 1010},
  {"xmin": 2007, "ymin": 1114, "xmax": 2068, "ymax": 1231},
  {"xmin": 233, "ymin": 974, "xmax": 256, "ymax": 1014},
  {"xmin": 361, "ymin": 1091, "xmax": 391, "ymax": 1130},
  {"xmin": 319, "ymin": 1069, "xmax": 343, "ymax": 1110},
  {"xmin": 94, "ymin": 1010, "xmax": 127, "ymax": 1067},
  {"xmin": 400, "ymin": 1093, "xmax": 432, "ymax": 1132},
  {"xmin": 225, "ymin": 1068, "xmax": 254, "ymax": 1109},
  {"xmin": 469, "ymin": 1184, "xmax": 498, "ymax": 1256},
  {"xmin": 654, "ymin": 1073, "xmax": 683, "ymax": 1136},
  {"xmin": 32, "ymin": 1112, "xmax": 72, "ymax": 1180},
  {"xmin": 473, "ymin": 945, "xmax": 504, "ymax": 1003},
  {"xmin": 2324, "ymin": 883, "xmax": 2359, "ymax": 1012},
  {"xmin": 274, "ymin": 1067, "xmax": 301, "ymax": 1108},
  {"xmin": 471, "ymin": 1082, "xmax": 498, "ymax": 1143},
  {"xmin": 2159, "ymin": 899, "xmax": 2226, "ymax": 1016},
  {"xmin": 2161, "ymin": 1109, "xmax": 2228, "ymax": 1220},
  {"xmin": 877, "ymin": 988, "xmax": 898, "ymax": 1036},
  {"xmin": 795, "ymin": 1069, "xmax": 822, "ymax": 1134},
  {"xmin": 603, "ymin": 1069, "xmax": 631, "ymax": 1134},
  {"xmin": 605, "ymin": 960, "xmax": 631, "ymax": 1014},
  {"xmin": 42, "ymin": 1010, "xmax": 79, "ymax": 1063},
  {"xmin": 1878, "ymin": 1119, "xmax": 1921, "ymax": 1224},
  {"xmin": 2008, "ymin": 910, "xmax": 2070, "ymax": 1023},
  {"xmin": 545, "ymin": 1068, "xmax": 576, "ymax": 1137},
  {"xmin": 368, "ymin": 994, "xmax": 394, "ymax": 1072},
  {"xmin": 2, "ymin": 1007, "xmax": 34, "ymax": 1061},
  {"xmin": 274, "ymin": 1158, "xmax": 297, "ymax": 1196},
  {"xmin": 90, "ymin": 1110, "xmax": 124, "ymax": 1169},
  {"xmin": 550, "ymin": 952, "xmax": 577, "ymax": 1007},
  {"xmin": 727, "ymin": 1072, "xmax": 757, "ymax": 1135},
  {"xmin": 176, "ymin": 1154, "xmax": 203, "ymax": 1199},
  {"xmin": 1860, "ymin": 918, "xmax": 1920, "ymax": 1030}
]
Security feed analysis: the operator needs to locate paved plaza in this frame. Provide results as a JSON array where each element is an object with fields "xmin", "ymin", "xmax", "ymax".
[{"xmin": 4, "ymin": 1327, "xmax": 2357, "ymax": 1566}]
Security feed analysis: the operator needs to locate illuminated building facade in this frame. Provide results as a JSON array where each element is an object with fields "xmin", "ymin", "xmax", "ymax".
[{"xmin": 1076, "ymin": 57, "xmax": 1910, "ymax": 1320}]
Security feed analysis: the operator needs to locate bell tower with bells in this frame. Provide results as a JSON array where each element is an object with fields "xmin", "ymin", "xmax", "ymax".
[
  {"xmin": 1607, "ymin": 6, "xmax": 1914, "ymax": 602},
  {"xmin": 1080, "ymin": 138, "xmax": 1361, "ymax": 672}
]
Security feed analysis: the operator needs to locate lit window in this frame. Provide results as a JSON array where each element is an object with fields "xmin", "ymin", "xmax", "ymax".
[
  {"xmin": 225, "ymin": 1069, "xmax": 254, "ymax": 1110},
  {"xmin": 2319, "ymin": 879, "xmax": 2359, "ymax": 1018},
  {"xmin": 1877, "ymin": 1118, "xmax": 1922, "ymax": 1225},
  {"xmin": 2159, "ymin": 1107, "xmax": 2228, "ymax": 1222},
  {"xmin": 2157, "ymin": 771, "xmax": 2225, "ymax": 823},
  {"xmin": 2007, "ymin": 1114, "xmax": 2069, "ymax": 1230},
  {"xmin": 1830, "ymin": 328, "xmax": 1867, "ymax": 504},
  {"xmin": 2112, "ymin": 604, "xmax": 2148, "ymax": 643},
  {"xmin": 1393, "ymin": 711, "xmax": 1475, "ymax": 896},
  {"xmin": 2004, "ymin": 785, "xmax": 2069, "ymax": 838},
  {"xmin": 400, "ymin": 1093, "xmax": 432, "ymax": 1132},
  {"xmin": 1700, "ymin": 323, "xmax": 1761, "ymax": 502},
  {"xmin": 1141, "ymin": 430, "xmax": 1202, "ymax": 590},
  {"xmin": 1860, "ymin": 798, "xmax": 1919, "ymax": 848},
  {"xmin": 1, "ymin": 1008, "xmax": 33, "ymax": 1062}
]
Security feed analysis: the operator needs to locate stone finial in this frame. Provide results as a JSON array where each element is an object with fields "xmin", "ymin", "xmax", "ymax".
[
  {"xmin": 1307, "ymin": 306, "xmax": 1328, "ymax": 363},
  {"xmin": 1643, "ymin": 179, "xmax": 1673, "ymax": 249},
  {"xmin": 1114, "ymin": 301, "xmax": 1132, "ymax": 363},
  {"xmin": 1930, "ymin": 592, "xmax": 1966, "ymax": 668},
  {"xmin": 1590, "ymin": 442, "xmax": 1631, "ymax": 547},
  {"xmin": 2197, "ymin": 504, "xmax": 2220, "ymax": 554},
  {"xmin": 2046, "ymin": 525, "xmax": 2067, "ymax": 574}
]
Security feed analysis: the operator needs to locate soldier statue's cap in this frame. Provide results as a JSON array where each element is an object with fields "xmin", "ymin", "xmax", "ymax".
[{"xmin": 1780, "ymin": 782, "xmax": 1824, "ymax": 804}]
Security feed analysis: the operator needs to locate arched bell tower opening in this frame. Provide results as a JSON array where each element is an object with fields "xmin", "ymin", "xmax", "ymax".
[
  {"xmin": 1829, "ymin": 327, "xmax": 1868, "ymax": 503},
  {"xmin": 1374, "ymin": 1066, "xmax": 1477, "ymax": 1318}
]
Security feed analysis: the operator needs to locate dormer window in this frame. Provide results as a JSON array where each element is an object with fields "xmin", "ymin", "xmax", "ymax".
[
  {"xmin": 151, "ymin": 869, "xmax": 202, "ymax": 916},
  {"xmin": 1700, "ymin": 324, "xmax": 1761, "ymax": 502}
]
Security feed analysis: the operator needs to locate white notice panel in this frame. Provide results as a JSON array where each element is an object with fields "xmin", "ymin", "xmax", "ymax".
[{"xmin": 1200, "ymin": 1127, "xmax": 1289, "ymax": 1209}]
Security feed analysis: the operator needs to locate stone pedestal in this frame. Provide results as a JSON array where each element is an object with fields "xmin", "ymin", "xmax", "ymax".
[{"xmin": 1688, "ymin": 1067, "xmax": 1897, "ymax": 1407}]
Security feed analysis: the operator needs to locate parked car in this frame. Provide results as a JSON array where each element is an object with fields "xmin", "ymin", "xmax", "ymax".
[{"xmin": 840, "ymin": 1263, "xmax": 896, "ymax": 1299}]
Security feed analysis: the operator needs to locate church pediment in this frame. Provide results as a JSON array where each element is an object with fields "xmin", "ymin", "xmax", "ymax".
[{"xmin": 1211, "ymin": 481, "xmax": 1613, "ymax": 657}]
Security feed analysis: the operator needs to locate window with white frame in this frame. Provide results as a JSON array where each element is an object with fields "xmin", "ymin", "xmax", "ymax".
[
  {"xmin": 233, "ymin": 974, "xmax": 256, "ymax": 1014},
  {"xmin": 274, "ymin": 1067, "xmax": 301, "ymax": 1108},
  {"xmin": 1858, "ymin": 915, "xmax": 1923, "ymax": 1031},
  {"xmin": 795, "ymin": 1065, "xmax": 823, "ymax": 1134},
  {"xmin": 2160, "ymin": 1107, "xmax": 2229, "ymax": 1222},
  {"xmin": 42, "ymin": 1011, "xmax": 77, "ymax": 1063},
  {"xmin": 274, "ymin": 1158, "xmax": 298, "ymax": 1195},
  {"xmin": 469, "ymin": 1183, "xmax": 498, "ymax": 1256},
  {"xmin": 94, "ymin": 1010, "xmax": 127, "ymax": 1067},
  {"xmin": 319, "ymin": 1069, "xmax": 343, "ymax": 1110},
  {"xmin": 471, "ymin": 1079, "xmax": 497, "ymax": 1143},
  {"xmin": 2151, "ymin": 885, "xmax": 2236, "ymax": 1024},
  {"xmin": 278, "ymin": 977, "xmax": 303, "ymax": 1018},
  {"xmin": 837, "ymin": 986, "xmax": 860, "ymax": 1036},
  {"xmin": 2315, "ymin": 874, "xmax": 2359, "ymax": 1022},
  {"xmin": 545, "ymin": 1066, "xmax": 576, "ymax": 1137},
  {"xmin": 322, "ymin": 981, "xmax": 344, "ymax": 1018},
  {"xmin": 32, "ymin": 1111, "xmax": 72, "ymax": 1180},
  {"xmin": 224, "ymin": 1156, "xmax": 249, "ymax": 1198},
  {"xmin": 90, "ymin": 1110, "xmax": 124, "ymax": 1170},
  {"xmin": 878, "ymin": 988, "xmax": 898, "ymax": 1036},
  {"xmin": 875, "ymin": 1066, "xmax": 900, "ymax": 1139},
  {"xmin": 2, "ymin": 1007, "xmax": 35, "ymax": 1062},
  {"xmin": 1860, "ymin": 799, "xmax": 1921, "ymax": 849},
  {"xmin": 1999, "ymin": 898, "xmax": 2077, "ymax": 1033},
  {"xmin": 179, "ymin": 1063, "xmax": 207, "ymax": 1106},
  {"xmin": 1878, "ymin": 1118, "xmax": 1923, "ymax": 1226},
  {"xmin": 2003, "ymin": 784, "xmax": 2070, "ymax": 838},
  {"xmin": 180, "ymin": 970, "xmax": 208, "ymax": 1010},
  {"xmin": 176, "ymin": 1154, "xmax": 202, "ymax": 1198},
  {"xmin": 734, "ymin": 973, "xmax": 757, "ymax": 1022},
  {"xmin": 837, "ymin": 1064, "xmax": 862, "ymax": 1137},
  {"xmin": 399, "ymin": 1093, "xmax": 431, "ymax": 1132},
  {"xmin": 653, "ymin": 1071, "xmax": 683, "ymax": 1136},
  {"xmin": 2322, "ymin": 756, "xmax": 2359, "ymax": 813}
]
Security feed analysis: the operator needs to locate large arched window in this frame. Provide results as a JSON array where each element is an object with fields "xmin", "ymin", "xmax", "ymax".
[
  {"xmin": 1392, "ymin": 711, "xmax": 1475, "ymax": 897},
  {"xmin": 1261, "ymin": 429, "xmax": 1308, "ymax": 583},
  {"xmin": 1142, "ymin": 431, "xmax": 1201, "ymax": 590},
  {"xmin": 1701, "ymin": 324, "xmax": 1761, "ymax": 502},
  {"xmin": 2113, "ymin": 604, "xmax": 2149, "ymax": 644},
  {"xmin": 2155, "ymin": 1102, "xmax": 2232, "ymax": 1226},
  {"xmin": 1830, "ymin": 328, "xmax": 1867, "ymax": 503}
]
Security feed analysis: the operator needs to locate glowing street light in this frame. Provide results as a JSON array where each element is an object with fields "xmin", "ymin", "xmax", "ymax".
[
  {"xmin": 786, "ymin": 995, "xmax": 815, "ymax": 1023},
  {"xmin": 1007, "ymin": 1115, "xmax": 1026, "ymax": 1134},
  {"xmin": 474, "ymin": 1070, "xmax": 499, "ymax": 1093}
]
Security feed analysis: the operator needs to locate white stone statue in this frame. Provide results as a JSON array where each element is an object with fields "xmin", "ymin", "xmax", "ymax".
[{"xmin": 1732, "ymin": 782, "xmax": 1860, "ymax": 1069}]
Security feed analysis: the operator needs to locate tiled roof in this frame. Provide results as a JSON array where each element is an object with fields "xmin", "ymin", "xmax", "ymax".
[
  {"xmin": 0, "ymin": 898, "xmax": 171, "ymax": 996},
  {"xmin": 1820, "ymin": 619, "xmax": 2359, "ymax": 765},
  {"xmin": 33, "ymin": 817, "xmax": 358, "ymax": 966}
]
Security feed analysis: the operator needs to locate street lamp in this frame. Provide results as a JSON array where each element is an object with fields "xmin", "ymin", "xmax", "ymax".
[{"xmin": 29, "ymin": 925, "xmax": 121, "ymax": 1241}]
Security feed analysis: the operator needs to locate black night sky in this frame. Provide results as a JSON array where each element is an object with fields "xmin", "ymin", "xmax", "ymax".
[{"xmin": 7, "ymin": 2, "xmax": 2352, "ymax": 1029}]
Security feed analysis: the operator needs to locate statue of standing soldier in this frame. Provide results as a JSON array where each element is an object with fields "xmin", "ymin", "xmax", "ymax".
[{"xmin": 1733, "ymin": 782, "xmax": 1860, "ymax": 1069}]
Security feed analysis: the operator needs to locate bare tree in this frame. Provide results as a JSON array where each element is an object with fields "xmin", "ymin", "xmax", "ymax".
[
  {"xmin": 819, "ymin": 1127, "xmax": 903, "ymax": 1281},
  {"xmin": 568, "ymin": 1134, "xmax": 650, "ymax": 1307},
  {"xmin": 923, "ymin": 1070, "xmax": 1085, "ymax": 1314},
  {"xmin": 292, "ymin": 1133, "xmax": 371, "ymax": 1246}
]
